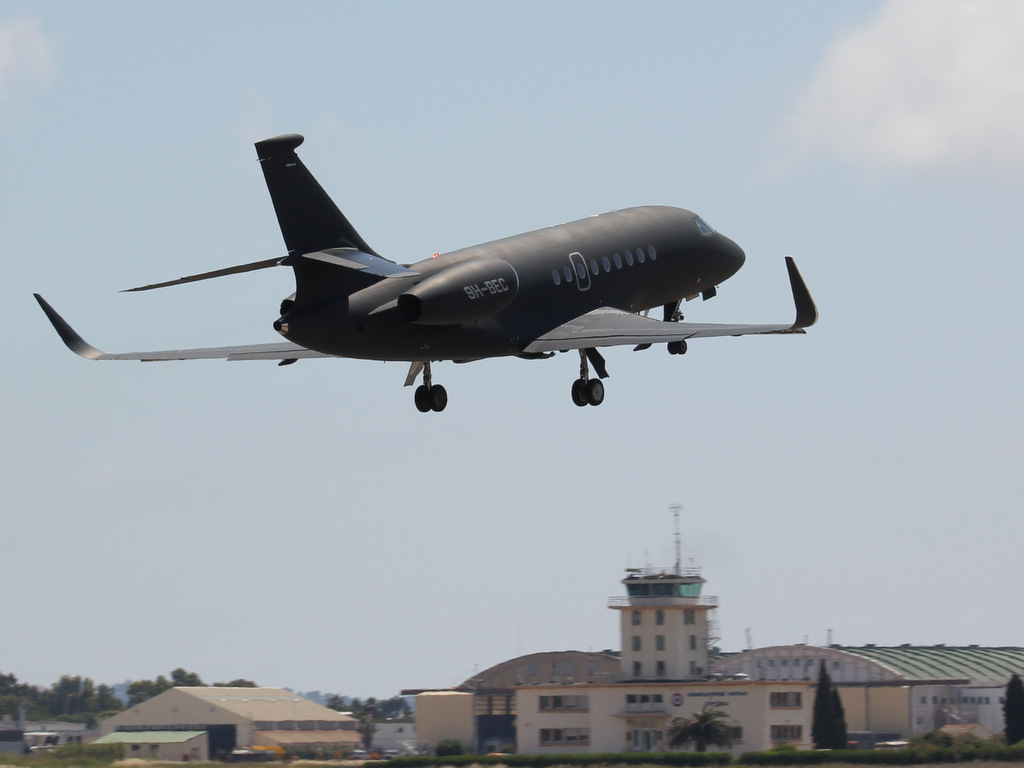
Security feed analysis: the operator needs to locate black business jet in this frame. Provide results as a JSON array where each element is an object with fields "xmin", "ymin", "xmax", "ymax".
[{"xmin": 35, "ymin": 133, "xmax": 817, "ymax": 412}]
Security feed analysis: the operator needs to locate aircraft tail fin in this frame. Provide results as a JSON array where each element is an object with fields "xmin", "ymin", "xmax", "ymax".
[{"xmin": 255, "ymin": 134, "xmax": 378, "ymax": 258}]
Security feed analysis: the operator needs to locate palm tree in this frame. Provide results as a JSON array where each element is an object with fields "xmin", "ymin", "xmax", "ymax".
[{"xmin": 668, "ymin": 705, "xmax": 734, "ymax": 752}]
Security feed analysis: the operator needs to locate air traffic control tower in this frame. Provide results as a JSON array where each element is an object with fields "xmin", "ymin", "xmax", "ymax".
[{"xmin": 609, "ymin": 563, "xmax": 719, "ymax": 682}]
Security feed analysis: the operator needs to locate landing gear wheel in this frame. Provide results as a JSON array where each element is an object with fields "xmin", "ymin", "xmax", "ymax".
[
  {"xmin": 414, "ymin": 385, "xmax": 432, "ymax": 413},
  {"xmin": 668, "ymin": 340, "xmax": 688, "ymax": 355},
  {"xmin": 586, "ymin": 378, "xmax": 605, "ymax": 406},
  {"xmin": 571, "ymin": 378, "xmax": 588, "ymax": 407},
  {"xmin": 429, "ymin": 384, "xmax": 448, "ymax": 412}
]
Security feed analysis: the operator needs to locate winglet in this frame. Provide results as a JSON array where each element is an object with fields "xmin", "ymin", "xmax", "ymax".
[
  {"xmin": 33, "ymin": 294, "xmax": 109, "ymax": 360},
  {"xmin": 785, "ymin": 257, "xmax": 818, "ymax": 329}
]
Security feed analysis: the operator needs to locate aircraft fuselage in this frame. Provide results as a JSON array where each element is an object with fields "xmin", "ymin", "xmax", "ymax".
[{"xmin": 277, "ymin": 205, "xmax": 745, "ymax": 362}]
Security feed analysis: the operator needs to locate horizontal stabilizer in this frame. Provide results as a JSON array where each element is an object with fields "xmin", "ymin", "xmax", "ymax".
[
  {"xmin": 295, "ymin": 249, "xmax": 417, "ymax": 278},
  {"xmin": 122, "ymin": 258, "xmax": 282, "ymax": 292}
]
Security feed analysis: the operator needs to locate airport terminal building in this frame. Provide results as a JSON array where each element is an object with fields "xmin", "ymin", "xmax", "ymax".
[{"xmin": 412, "ymin": 559, "xmax": 1024, "ymax": 754}]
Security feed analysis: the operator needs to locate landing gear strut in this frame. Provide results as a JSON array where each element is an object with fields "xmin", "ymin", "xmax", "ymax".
[
  {"xmin": 571, "ymin": 349, "xmax": 606, "ymax": 407},
  {"xmin": 413, "ymin": 361, "xmax": 447, "ymax": 413}
]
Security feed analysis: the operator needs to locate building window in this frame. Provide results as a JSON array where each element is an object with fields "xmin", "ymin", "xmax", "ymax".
[
  {"xmin": 633, "ymin": 661, "xmax": 643, "ymax": 677},
  {"xmin": 689, "ymin": 634, "xmax": 697, "ymax": 650},
  {"xmin": 684, "ymin": 609, "xmax": 695, "ymax": 625},
  {"xmin": 770, "ymin": 692, "xmax": 803, "ymax": 708},
  {"xmin": 771, "ymin": 725, "xmax": 802, "ymax": 743},
  {"xmin": 632, "ymin": 610, "xmax": 642, "ymax": 626},
  {"xmin": 656, "ymin": 610, "xmax": 665, "ymax": 625},
  {"xmin": 656, "ymin": 635, "xmax": 666, "ymax": 651},
  {"xmin": 540, "ymin": 728, "xmax": 589, "ymax": 746},
  {"xmin": 632, "ymin": 636, "xmax": 642, "ymax": 651},
  {"xmin": 656, "ymin": 660, "xmax": 666, "ymax": 677},
  {"xmin": 540, "ymin": 695, "xmax": 589, "ymax": 711},
  {"xmin": 552, "ymin": 661, "xmax": 574, "ymax": 676}
]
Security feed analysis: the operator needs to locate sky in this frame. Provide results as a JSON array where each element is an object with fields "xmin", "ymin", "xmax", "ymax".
[{"xmin": 3, "ymin": 1, "xmax": 1023, "ymax": 700}]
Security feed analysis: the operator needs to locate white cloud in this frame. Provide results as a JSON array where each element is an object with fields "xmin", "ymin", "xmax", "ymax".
[
  {"xmin": 783, "ymin": 0, "xmax": 1024, "ymax": 172},
  {"xmin": 0, "ymin": 16, "xmax": 56, "ymax": 104}
]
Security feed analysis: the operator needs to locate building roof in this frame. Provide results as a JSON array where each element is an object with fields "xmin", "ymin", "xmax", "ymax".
[
  {"xmin": 712, "ymin": 645, "xmax": 1024, "ymax": 684},
  {"xmin": 94, "ymin": 731, "xmax": 206, "ymax": 744},
  {"xmin": 172, "ymin": 687, "xmax": 355, "ymax": 723},
  {"xmin": 832, "ymin": 645, "xmax": 1024, "ymax": 683}
]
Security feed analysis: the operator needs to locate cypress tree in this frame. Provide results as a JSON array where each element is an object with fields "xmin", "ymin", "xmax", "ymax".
[
  {"xmin": 812, "ymin": 662, "xmax": 846, "ymax": 749},
  {"xmin": 830, "ymin": 685, "xmax": 848, "ymax": 749},
  {"xmin": 1005, "ymin": 673, "xmax": 1024, "ymax": 746}
]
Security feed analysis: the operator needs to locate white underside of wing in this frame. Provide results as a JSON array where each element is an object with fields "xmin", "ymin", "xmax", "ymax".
[
  {"xmin": 98, "ymin": 342, "xmax": 332, "ymax": 362},
  {"xmin": 522, "ymin": 307, "xmax": 799, "ymax": 353}
]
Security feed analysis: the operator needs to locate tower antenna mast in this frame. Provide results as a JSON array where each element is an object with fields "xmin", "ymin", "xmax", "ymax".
[{"xmin": 670, "ymin": 503, "xmax": 682, "ymax": 574}]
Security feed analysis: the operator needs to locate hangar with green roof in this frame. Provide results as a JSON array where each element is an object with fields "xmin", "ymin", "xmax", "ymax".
[{"xmin": 711, "ymin": 644, "xmax": 1024, "ymax": 740}]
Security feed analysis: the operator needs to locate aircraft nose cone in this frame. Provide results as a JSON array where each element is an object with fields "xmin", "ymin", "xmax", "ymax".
[{"xmin": 719, "ymin": 235, "xmax": 745, "ymax": 278}]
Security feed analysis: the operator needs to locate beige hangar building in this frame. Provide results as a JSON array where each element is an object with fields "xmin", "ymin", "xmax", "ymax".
[{"xmin": 98, "ymin": 687, "xmax": 359, "ymax": 759}]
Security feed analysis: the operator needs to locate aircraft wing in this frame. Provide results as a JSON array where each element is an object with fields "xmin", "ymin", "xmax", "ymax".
[
  {"xmin": 523, "ymin": 256, "xmax": 816, "ymax": 354},
  {"xmin": 34, "ymin": 294, "xmax": 331, "ymax": 362}
]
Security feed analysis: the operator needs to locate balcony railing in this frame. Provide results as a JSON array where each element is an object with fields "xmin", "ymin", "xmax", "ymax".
[{"xmin": 608, "ymin": 595, "xmax": 719, "ymax": 608}]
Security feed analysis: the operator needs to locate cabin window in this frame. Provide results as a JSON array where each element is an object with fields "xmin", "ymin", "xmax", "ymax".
[
  {"xmin": 624, "ymin": 250, "xmax": 634, "ymax": 266},
  {"xmin": 613, "ymin": 253, "xmax": 622, "ymax": 269},
  {"xmin": 563, "ymin": 266, "xmax": 573, "ymax": 283},
  {"xmin": 637, "ymin": 248, "xmax": 646, "ymax": 263},
  {"xmin": 575, "ymin": 262, "xmax": 587, "ymax": 279},
  {"xmin": 648, "ymin": 245, "xmax": 657, "ymax": 261},
  {"xmin": 695, "ymin": 217, "xmax": 715, "ymax": 236},
  {"xmin": 602, "ymin": 256, "xmax": 611, "ymax": 272},
  {"xmin": 589, "ymin": 259, "xmax": 599, "ymax": 275},
  {"xmin": 551, "ymin": 269, "xmax": 561, "ymax": 285}
]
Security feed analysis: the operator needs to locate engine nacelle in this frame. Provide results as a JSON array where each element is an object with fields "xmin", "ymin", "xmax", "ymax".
[{"xmin": 398, "ymin": 257, "xmax": 519, "ymax": 324}]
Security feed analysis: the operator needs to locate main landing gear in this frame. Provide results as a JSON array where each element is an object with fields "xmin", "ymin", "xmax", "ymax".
[
  {"xmin": 413, "ymin": 361, "xmax": 447, "ymax": 413},
  {"xmin": 571, "ymin": 348, "xmax": 607, "ymax": 407}
]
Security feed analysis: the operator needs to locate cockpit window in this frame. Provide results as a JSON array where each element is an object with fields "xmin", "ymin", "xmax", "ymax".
[{"xmin": 695, "ymin": 217, "xmax": 715, "ymax": 236}]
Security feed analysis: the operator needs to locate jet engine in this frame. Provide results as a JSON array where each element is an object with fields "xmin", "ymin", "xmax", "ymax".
[{"xmin": 397, "ymin": 258, "xmax": 519, "ymax": 324}]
